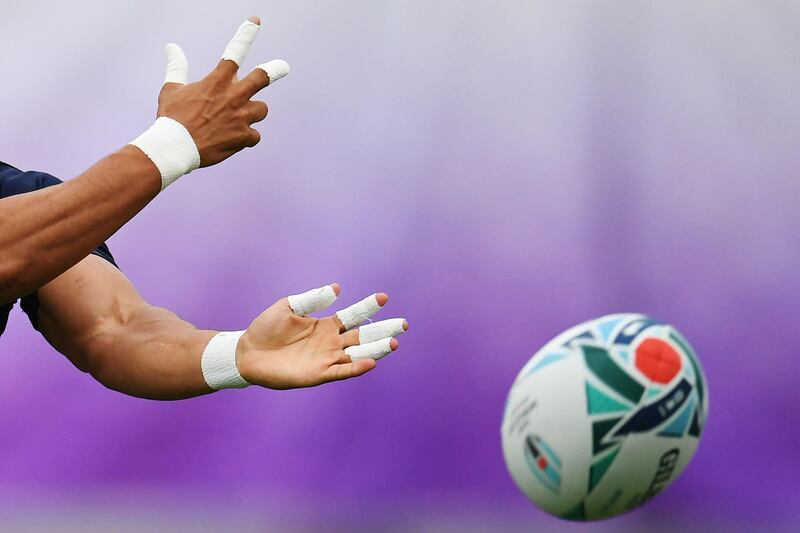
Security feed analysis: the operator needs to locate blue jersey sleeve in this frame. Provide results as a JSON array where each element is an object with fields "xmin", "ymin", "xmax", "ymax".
[{"xmin": 0, "ymin": 160, "xmax": 118, "ymax": 333}]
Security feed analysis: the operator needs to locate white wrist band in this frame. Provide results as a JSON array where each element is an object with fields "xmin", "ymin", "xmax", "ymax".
[
  {"xmin": 201, "ymin": 331, "xmax": 250, "ymax": 390},
  {"xmin": 130, "ymin": 116, "xmax": 201, "ymax": 190}
]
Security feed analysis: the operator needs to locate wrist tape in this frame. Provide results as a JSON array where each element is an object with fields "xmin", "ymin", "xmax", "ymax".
[
  {"xmin": 130, "ymin": 116, "xmax": 201, "ymax": 190},
  {"xmin": 201, "ymin": 331, "xmax": 250, "ymax": 390}
]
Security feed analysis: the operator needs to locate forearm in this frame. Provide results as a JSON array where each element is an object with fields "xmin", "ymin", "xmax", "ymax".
[
  {"xmin": 36, "ymin": 258, "xmax": 397, "ymax": 401},
  {"xmin": 89, "ymin": 308, "xmax": 217, "ymax": 401},
  {"xmin": 41, "ymin": 301, "xmax": 217, "ymax": 400},
  {"xmin": 0, "ymin": 16, "xmax": 291, "ymax": 303},
  {"xmin": 0, "ymin": 146, "xmax": 160, "ymax": 302}
]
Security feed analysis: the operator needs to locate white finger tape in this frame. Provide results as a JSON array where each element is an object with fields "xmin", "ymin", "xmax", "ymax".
[
  {"xmin": 288, "ymin": 285, "xmax": 338, "ymax": 316},
  {"xmin": 345, "ymin": 338, "xmax": 394, "ymax": 362},
  {"xmin": 163, "ymin": 43, "xmax": 189, "ymax": 85},
  {"xmin": 201, "ymin": 331, "xmax": 250, "ymax": 390},
  {"xmin": 336, "ymin": 294, "xmax": 382, "ymax": 330},
  {"xmin": 130, "ymin": 116, "xmax": 201, "ymax": 190},
  {"xmin": 221, "ymin": 20, "xmax": 260, "ymax": 66},
  {"xmin": 358, "ymin": 318, "xmax": 406, "ymax": 344},
  {"xmin": 254, "ymin": 59, "xmax": 290, "ymax": 85}
]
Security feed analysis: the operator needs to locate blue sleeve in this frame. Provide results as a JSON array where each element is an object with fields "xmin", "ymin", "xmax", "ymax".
[{"xmin": 0, "ymin": 161, "xmax": 118, "ymax": 331}]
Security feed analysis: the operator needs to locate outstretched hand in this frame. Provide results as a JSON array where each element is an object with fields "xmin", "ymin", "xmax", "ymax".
[
  {"xmin": 155, "ymin": 16, "xmax": 290, "ymax": 167},
  {"xmin": 236, "ymin": 284, "xmax": 409, "ymax": 389}
]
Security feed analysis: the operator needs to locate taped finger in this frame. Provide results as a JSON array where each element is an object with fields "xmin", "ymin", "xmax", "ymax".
[
  {"xmin": 345, "ymin": 338, "xmax": 395, "ymax": 362},
  {"xmin": 287, "ymin": 285, "xmax": 338, "ymax": 316},
  {"xmin": 238, "ymin": 60, "xmax": 290, "ymax": 100},
  {"xmin": 163, "ymin": 43, "xmax": 189, "ymax": 85},
  {"xmin": 336, "ymin": 294, "xmax": 382, "ymax": 330},
  {"xmin": 358, "ymin": 318, "xmax": 407, "ymax": 344},
  {"xmin": 221, "ymin": 19, "xmax": 260, "ymax": 68},
  {"xmin": 254, "ymin": 59, "xmax": 290, "ymax": 86}
]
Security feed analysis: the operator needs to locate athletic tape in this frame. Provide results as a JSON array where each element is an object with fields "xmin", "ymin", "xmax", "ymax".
[
  {"xmin": 221, "ymin": 20, "xmax": 260, "ymax": 66},
  {"xmin": 288, "ymin": 285, "xmax": 338, "ymax": 316},
  {"xmin": 358, "ymin": 318, "xmax": 406, "ymax": 344},
  {"xmin": 345, "ymin": 338, "xmax": 394, "ymax": 362},
  {"xmin": 254, "ymin": 59, "xmax": 290, "ymax": 85},
  {"xmin": 130, "ymin": 117, "xmax": 201, "ymax": 190},
  {"xmin": 201, "ymin": 331, "xmax": 250, "ymax": 390},
  {"xmin": 163, "ymin": 43, "xmax": 189, "ymax": 85},
  {"xmin": 336, "ymin": 294, "xmax": 382, "ymax": 330}
]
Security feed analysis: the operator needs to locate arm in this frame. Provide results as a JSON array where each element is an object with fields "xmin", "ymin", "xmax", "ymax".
[
  {"xmin": 0, "ymin": 16, "xmax": 287, "ymax": 303},
  {"xmin": 0, "ymin": 149, "xmax": 159, "ymax": 303},
  {"xmin": 35, "ymin": 256, "xmax": 407, "ymax": 400}
]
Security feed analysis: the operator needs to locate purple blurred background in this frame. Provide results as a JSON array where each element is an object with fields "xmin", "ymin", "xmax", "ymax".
[{"xmin": 1, "ymin": 1, "xmax": 799, "ymax": 530}]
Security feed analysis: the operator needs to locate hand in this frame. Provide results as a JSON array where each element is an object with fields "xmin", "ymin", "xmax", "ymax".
[
  {"xmin": 154, "ymin": 16, "xmax": 290, "ymax": 167},
  {"xmin": 236, "ymin": 284, "xmax": 409, "ymax": 389}
]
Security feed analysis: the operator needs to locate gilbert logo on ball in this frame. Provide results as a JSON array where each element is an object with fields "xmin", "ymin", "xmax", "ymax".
[{"xmin": 501, "ymin": 314, "xmax": 708, "ymax": 521}]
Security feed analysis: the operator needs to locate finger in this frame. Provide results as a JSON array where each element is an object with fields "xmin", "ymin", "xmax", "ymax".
[
  {"xmin": 255, "ymin": 59, "xmax": 291, "ymax": 86},
  {"xmin": 163, "ymin": 43, "xmax": 189, "ymax": 86},
  {"xmin": 359, "ymin": 318, "xmax": 408, "ymax": 344},
  {"xmin": 335, "ymin": 293, "xmax": 387, "ymax": 331},
  {"xmin": 248, "ymin": 100, "xmax": 268, "ymax": 123},
  {"xmin": 218, "ymin": 17, "xmax": 261, "ymax": 74},
  {"xmin": 341, "ymin": 318, "xmax": 408, "ymax": 347},
  {"xmin": 287, "ymin": 284, "xmax": 339, "ymax": 316},
  {"xmin": 322, "ymin": 358, "xmax": 377, "ymax": 383},
  {"xmin": 238, "ymin": 59, "xmax": 291, "ymax": 99},
  {"xmin": 246, "ymin": 128, "xmax": 261, "ymax": 148},
  {"xmin": 345, "ymin": 338, "xmax": 398, "ymax": 362}
]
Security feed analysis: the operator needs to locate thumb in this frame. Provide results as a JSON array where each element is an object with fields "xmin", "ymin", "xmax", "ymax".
[{"xmin": 163, "ymin": 43, "xmax": 189, "ymax": 87}]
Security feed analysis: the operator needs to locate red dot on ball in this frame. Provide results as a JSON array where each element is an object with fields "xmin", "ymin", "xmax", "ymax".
[{"xmin": 635, "ymin": 338, "xmax": 682, "ymax": 384}]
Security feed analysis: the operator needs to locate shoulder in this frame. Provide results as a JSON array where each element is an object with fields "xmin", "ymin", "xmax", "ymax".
[{"xmin": 0, "ymin": 161, "xmax": 62, "ymax": 198}]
